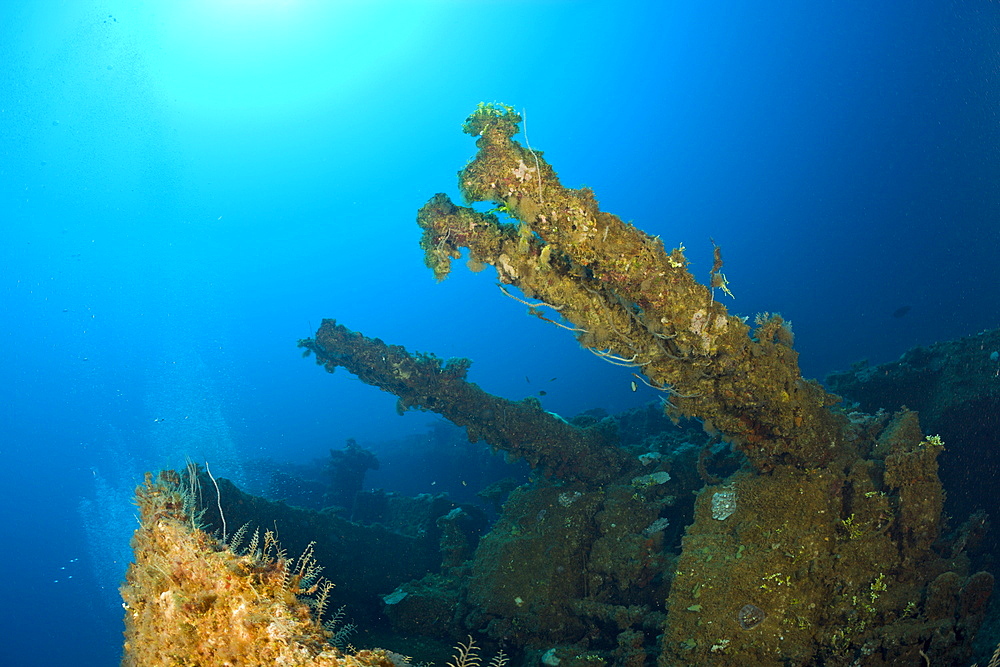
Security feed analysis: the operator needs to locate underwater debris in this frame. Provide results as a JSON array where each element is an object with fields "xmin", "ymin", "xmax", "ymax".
[
  {"xmin": 631, "ymin": 471, "xmax": 671, "ymax": 488},
  {"xmin": 710, "ymin": 487, "xmax": 737, "ymax": 521},
  {"xmin": 737, "ymin": 603, "xmax": 766, "ymax": 630}
]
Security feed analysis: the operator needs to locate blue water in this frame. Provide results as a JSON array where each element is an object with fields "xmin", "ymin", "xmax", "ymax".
[{"xmin": 2, "ymin": 1, "xmax": 997, "ymax": 664}]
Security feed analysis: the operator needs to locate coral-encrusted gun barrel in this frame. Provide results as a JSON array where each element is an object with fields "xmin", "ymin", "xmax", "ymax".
[
  {"xmin": 299, "ymin": 319, "xmax": 634, "ymax": 484},
  {"xmin": 417, "ymin": 103, "xmax": 844, "ymax": 471}
]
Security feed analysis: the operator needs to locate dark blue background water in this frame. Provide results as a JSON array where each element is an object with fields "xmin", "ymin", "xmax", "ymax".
[{"xmin": 2, "ymin": 2, "xmax": 997, "ymax": 664}]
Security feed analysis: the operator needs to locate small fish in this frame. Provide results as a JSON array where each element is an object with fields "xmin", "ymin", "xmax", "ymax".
[
  {"xmin": 892, "ymin": 305, "xmax": 911, "ymax": 318},
  {"xmin": 630, "ymin": 381, "xmax": 638, "ymax": 392}
]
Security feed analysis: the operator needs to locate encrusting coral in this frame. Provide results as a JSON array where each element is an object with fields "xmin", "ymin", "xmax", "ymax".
[
  {"xmin": 298, "ymin": 104, "xmax": 993, "ymax": 665},
  {"xmin": 299, "ymin": 319, "xmax": 633, "ymax": 484},
  {"xmin": 125, "ymin": 105, "xmax": 994, "ymax": 666},
  {"xmin": 120, "ymin": 468, "xmax": 394, "ymax": 667},
  {"xmin": 417, "ymin": 102, "xmax": 841, "ymax": 472}
]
